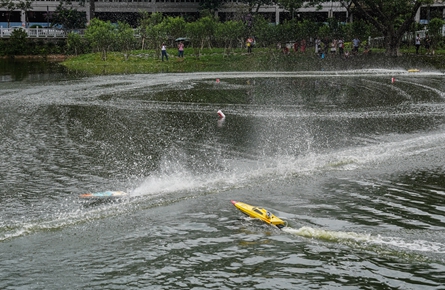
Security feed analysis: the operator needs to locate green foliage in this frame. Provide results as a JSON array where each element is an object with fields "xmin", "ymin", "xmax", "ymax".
[
  {"xmin": 428, "ymin": 18, "xmax": 445, "ymax": 38},
  {"xmin": 197, "ymin": 16, "xmax": 218, "ymax": 48},
  {"xmin": 349, "ymin": 20, "xmax": 371, "ymax": 40},
  {"xmin": 0, "ymin": 0, "xmax": 17, "ymax": 27},
  {"xmin": 5, "ymin": 0, "xmax": 444, "ymax": 58},
  {"xmin": 347, "ymin": 0, "xmax": 432, "ymax": 56},
  {"xmin": 148, "ymin": 11, "xmax": 164, "ymax": 26},
  {"xmin": 51, "ymin": 2, "xmax": 87, "ymax": 30},
  {"xmin": 215, "ymin": 20, "xmax": 246, "ymax": 55},
  {"xmin": 186, "ymin": 21, "xmax": 205, "ymax": 57},
  {"xmin": 16, "ymin": 0, "xmax": 33, "ymax": 28},
  {"xmin": 326, "ymin": 18, "xmax": 345, "ymax": 38},
  {"xmin": 436, "ymin": 39, "xmax": 445, "ymax": 50},
  {"xmin": 67, "ymin": 31, "xmax": 86, "ymax": 55},
  {"xmin": 278, "ymin": 0, "xmax": 306, "ymax": 14},
  {"xmin": 137, "ymin": 12, "xmax": 151, "ymax": 50},
  {"xmin": 163, "ymin": 16, "xmax": 187, "ymax": 42},
  {"xmin": 115, "ymin": 21, "xmax": 137, "ymax": 60},
  {"xmin": 276, "ymin": 21, "xmax": 293, "ymax": 42},
  {"xmin": 7, "ymin": 28, "xmax": 28, "ymax": 56},
  {"xmin": 84, "ymin": 18, "xmax": 116, "ymax": 60},
  {"xmin": 317, "ymin": 25, "xmax": 330, "ymax": 39},
  {"xmin": 61, "ymin": 46, "xmax": 445, "ymax": 76},
  {"xmin": 138, "ymin": 12, "xmax": 167, "ymax": 58},
  {"xmin": 299, "ymin": 19, "xmax": 320, "ymax": 39},
  {"xmin": 250, "ymin": 15, "xmax": 273, "ymax": 47},
  {"xmin": 186, "ymin": 16, "xmax": 219, "ymax": 55},
  {"xmin": 251, "ymin": 17, "xmax": 320, "ymax": 47},
  {"xmin": 199, "ymin": 0, "xmax": 223, "ymax": 14},
  {"xmin": 427, "ymin": 18, "xmax": 445, "ymax": 49}
]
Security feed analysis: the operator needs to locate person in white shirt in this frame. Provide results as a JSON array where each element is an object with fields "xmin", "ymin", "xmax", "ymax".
[
  {"xmin": 338, "ymin": 38, "xmax": 344, "ymax": 55},
  {"xmin": 315, "ymin": 37, "xmax": 321, "ymax": 54},
  {"xmin": 330, "ymin": 39, "xmax": 337, "ymax": 54},
  {"xmin": 161, "ymin": 43, "xmax": 168, "ymax": 61}
]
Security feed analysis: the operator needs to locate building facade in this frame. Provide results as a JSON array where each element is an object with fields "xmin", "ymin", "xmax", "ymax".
[{"xmin": 0, "ymin": 0, "xmax": 444, "ymax": 28}]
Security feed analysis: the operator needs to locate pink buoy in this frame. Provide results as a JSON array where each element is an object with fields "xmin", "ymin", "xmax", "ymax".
[
  {"xmin": 217, "ymin": 110, "xmax": 225, "ymax": 119},
  {"xmin": 216, "ymin": 78, "xmax": 220, "ymax": 83},
  {"xmin": 391, "ymin": 77, "xmax": 395, "ymax": 83}
]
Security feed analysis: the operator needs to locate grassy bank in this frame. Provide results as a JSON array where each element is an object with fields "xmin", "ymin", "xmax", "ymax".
[{"xmin": 61, "ymin": 47, "xmax": 445, "ymax": 75}]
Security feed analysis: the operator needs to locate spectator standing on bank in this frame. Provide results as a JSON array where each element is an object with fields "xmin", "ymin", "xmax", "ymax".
[
  {"xmin": 300, "ymin": 39, "xmax": 306, "ymax": 52},
  {"xmin": 315, "ymin": 37, "xmax": 321, "ymax": 54},
  {"xmin": 178, "ymin": 41, "xmax": 184, "ymax": 58},
  {"xmin": 246, "ymin": 37, "xmax": 254, "ymax": 53},
  {"xmin": 363, "ymin": 44, "xmax": 370, "ymax": 54},
  {"xmin": 424, "ymin": 34, "xmax": 432, "ymax": 54},
  {"xmin": 352, "ymin": 37, "xmax": 360, "ymax": 54},
  {"xmin": 161, "ymin": 43, "xmax": 168, "ymax": 61},
  {"xmin": 283, "ymin": 43, "xmax": 290, "ymax": 55},
  {"xmin": 330, "ymin": 39, "xmax": 337, "ymax": 55},
  {"xmin": 318, "ymin": 42, "xmax": 325, "ymax": 58},
  {"xmin": 415, "ymin": 34, "xmax": 421, "ymax": 54},
  {"xmin": 338, "ymin": 38, "xmax": 344, "ymax": 55},
  {"xmin": 293, "ymin": 41, "xmax": 299, "ymax": 53}
]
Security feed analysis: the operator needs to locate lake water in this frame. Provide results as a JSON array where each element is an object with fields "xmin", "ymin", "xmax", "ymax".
[{"xmin": 1, "ymin": 61, "xmax": 445, "ymax": 289}]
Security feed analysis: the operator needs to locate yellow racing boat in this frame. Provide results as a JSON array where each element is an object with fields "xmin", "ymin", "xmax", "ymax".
[{"xmin": 231, "ymin": 200, "xmax": 287, "ymax": 229}]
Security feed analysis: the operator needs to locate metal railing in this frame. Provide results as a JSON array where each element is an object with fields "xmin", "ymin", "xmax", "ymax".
[{"xmin": 0, "ymin": 27, "xmax": 86, "ymax": 38}]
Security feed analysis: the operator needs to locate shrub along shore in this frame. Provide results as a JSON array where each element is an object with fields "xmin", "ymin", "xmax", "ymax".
[{"xmin": 61, "ymin": 47, "xmax": 445, "ymax": 75}]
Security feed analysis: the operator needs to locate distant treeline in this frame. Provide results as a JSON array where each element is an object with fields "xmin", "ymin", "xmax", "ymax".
[{"xmin": 1, "ymin": 12, "xmax": 444, "ymax": 59}]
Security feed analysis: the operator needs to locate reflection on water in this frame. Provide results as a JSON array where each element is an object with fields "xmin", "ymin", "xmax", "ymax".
[
  {"xmin": 0, "ymin": 59, "xmax": 84, "ymax": 82},
  {"xmin": 0, "ymin": 67, "xmax": 444, "ymax": 289}
]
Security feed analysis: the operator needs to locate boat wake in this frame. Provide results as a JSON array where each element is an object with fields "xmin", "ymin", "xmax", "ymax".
[{"xmin": 282, "ymin": 226, "xmax": 445, "ymax": 254}]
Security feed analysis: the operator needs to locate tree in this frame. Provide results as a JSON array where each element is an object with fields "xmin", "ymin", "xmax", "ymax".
[
  {"xmin": 278, "ymin": 0, "xmax": 307, "ymax": 19},
  {"xmin": 427, "ymin": 17, "xmax": 445, "ymax": 50},
  {"xmin": 215, "ymin": 20, "xmax": 246, "ymax": 55},
  {"xmin": 16, "ymin": 0, "xmax": 33, "ymax": 28},
  {"xmin": 279, "ymin": 0, "xmax": 440, "ymax": 56},
  {"xmin": 250, "ymin": 14, "xmax": 276, "ymax": 47},
  {"xmin": 7, "ymin": 28, "xmax": 28, "ymax": 57},
  {"xmin": 138, "ymin": 13, "xmax": 168, "ymax": 58},
  {"xmin": 137, "ymin": 11, "xmax": 151, "ymax": 51},
  {"xmin": 241, "ymin": 0, "xmax": 276, "ymax": 15},
  {"xmin": 343, "ymin": 0, "xmax": 437, "ymax": 56},
  {"xmin": 163, "ymin": 16, "xmax": 187, "ymax": 45},
  {"xmin": 84, "ymin": 18, "xmax": 116, "ymax": 60},
  {"xmin": 0, "ymin": 0, "xmax": 17, "ymax": 28},
  {"xmin": 76, "ymin": 0, "xmax": 95, "ymax": 22},
  {"xmin": 199, "ymin": 0, "xmax": 224, "ymax": 14},
  {"xmin": 66, "ymin": 31, "xmax": 85, "ymax": 55},
  {"xmin": 51, "ymin": 1, "xmax": 87, "ymax": 30},
  {"xmin": 196, "ymin": 16, "xmax": 218, "ymax": 48},
  {"xmin": 186, "ymin": 20, "xmax": 208, "ymax": 57},
  {"xmin": 296, "ymin": 19, "xmax": 321, "ymax": 41},
  {"xmin": 346, "ymin": 19, "xmax": 372, "ymax": 41},
  {"xmin": 115, "ymin": 21, "xmax": 136, "ymax": 61}
]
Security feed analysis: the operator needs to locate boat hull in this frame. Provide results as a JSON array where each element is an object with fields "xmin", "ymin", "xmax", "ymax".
[{"xmin": 231, "ymin": 200, "xmax": 286, "ymax": 229}]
